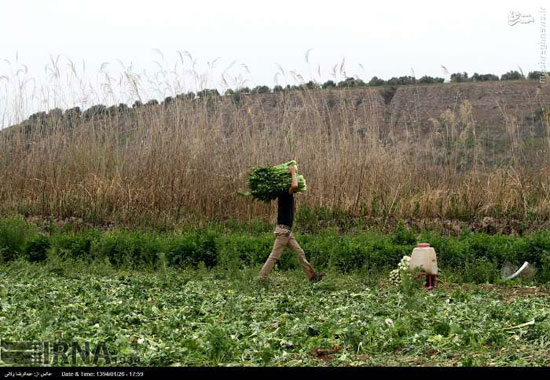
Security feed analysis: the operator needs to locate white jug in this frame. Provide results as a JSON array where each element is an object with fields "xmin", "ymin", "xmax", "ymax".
[{"xmin": 410, "ymin": 243, "xmax": 438, "ymax": 276}]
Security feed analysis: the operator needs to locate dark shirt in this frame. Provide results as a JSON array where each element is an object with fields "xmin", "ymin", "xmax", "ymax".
[{"xmin": 277, "ymin": 192, "xmax": 295, "ymax": 228}]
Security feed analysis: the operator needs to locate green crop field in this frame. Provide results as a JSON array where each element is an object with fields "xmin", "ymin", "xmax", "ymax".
[
  {"xmin": 0, "ymin": 261, "xmax": 548, "ymax": 367},
  {"xmin": 1, "ymin": 216, "xmax": 550, "ymax": 367}
]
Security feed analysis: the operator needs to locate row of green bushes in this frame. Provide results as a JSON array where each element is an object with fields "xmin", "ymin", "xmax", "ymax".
[{"xmin": 1, "ymin": 217, "xmax": 550, "ymax": 282}]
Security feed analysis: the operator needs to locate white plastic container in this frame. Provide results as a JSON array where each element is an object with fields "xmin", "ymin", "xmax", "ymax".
[{"xmin": 409, "ymin": 243, "xmax": 438, "ymax": 275}]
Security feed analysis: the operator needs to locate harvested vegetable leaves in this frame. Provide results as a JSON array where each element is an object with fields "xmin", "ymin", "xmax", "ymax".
[{"xmin": 239, "ymin": 160, "xmax": 307, "ymax": 202}]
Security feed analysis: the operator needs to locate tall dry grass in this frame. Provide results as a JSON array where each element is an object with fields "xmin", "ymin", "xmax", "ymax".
[{"xmin": 1, "ymin": 55, "xmax": 550, "ymax": 230}]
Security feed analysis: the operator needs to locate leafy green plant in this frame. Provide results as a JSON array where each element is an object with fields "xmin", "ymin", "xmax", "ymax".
[
  {"xmin": 241, "ymin": 160, "xmax": 307, "ymax": 203},
  {"xmin": 217, "ymin": 233, "xmax": 278, "ymax": 269},
  {"xmin": 537, "ymin": 254, "xmax": 550, "ymax": 283},
  {"xmin": 55, "ymin": 234, "xmax": 94, "ymax": 261},
  {"xmin": 165, "ymin": 231, "xmax": 218, "ymax": 269},
  {"xmin": 342, "ymin": 325, "xmax": 364, "ymax": 354},
  {"xmin": 463, "ymin": 258, "xmax": 499, "ymax": 283},
  {"xmin": 330, "ymin": 238, "xmax": 367, "ymax": 273},
  {"xmin": 0, "ymin": 217, "xmax": 35, "ymax": 262},
  {"xmin": 401, "ymin": 266, "xmax": 425, "ymax": 296},
  {"xmin": 93, "ymin": 231, "xmax": 160, "ymax": 267},
  {"xmin": 392, "ymin": 222, "xmax": 417, "ymax": 245},
  {"xmin": 24, "ymin": 235, "xmax": 51, "ymax": 262},
  {"xmin": 205, "ymin": 325, "xmax": 233, "ymax": 365}
]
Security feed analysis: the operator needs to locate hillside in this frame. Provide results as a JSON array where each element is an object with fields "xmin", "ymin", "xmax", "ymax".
[
  {"xmin": 3, "ymin": 80, "xmax": 548, "ymax": 139},
  {"xmin": 386, "ymin": 80, "xmax": 548, "ymax": 130},
  {"xmin": 1, "ymin": 80, "xmax": 550, "ymax": 231}
]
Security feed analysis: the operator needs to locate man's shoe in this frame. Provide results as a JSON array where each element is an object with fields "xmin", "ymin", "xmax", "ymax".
[{"xmin": 310, "ymin": 272, "xmax": 326, "ymax": 283}]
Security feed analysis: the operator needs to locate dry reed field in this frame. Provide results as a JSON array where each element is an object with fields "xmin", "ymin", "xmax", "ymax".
[{"xmin": 1, "ymin": 57, "xmax": 550, "ymax": 231}]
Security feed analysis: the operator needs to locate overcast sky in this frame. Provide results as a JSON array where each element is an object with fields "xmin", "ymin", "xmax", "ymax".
[{"xmin": 0, "ymin": 0, "xmax": 547, "ymax": 124}]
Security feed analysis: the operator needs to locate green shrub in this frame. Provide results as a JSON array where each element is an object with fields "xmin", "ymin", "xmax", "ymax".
[
  {"xmin": 195, "ymin": 230, "xmax": 218, "ymax": 268},
  {"xmin": 94, "ymin": 231, "xmax": 160, "ymax": 268},
  {"xmin": 418, "ymin": 75, "xmax": 445, "ymax": 84},
  {"xmin": 500, "ymin": 70, "xmax": 524, "ymax": 81},
  {"xmin": 471, "ymin": 73, "xmax": 499, "ymax": 82},
  {"xmin": 368, "ymin": 235, "xmax": 412, "ymax": 268},
  {"xmin": 322, "ymin": 80, "xmax": 336, "ymax": 89},
  {"xmin": 463, "ymin": 233, "xmax": 521, "ymax": 265},
  {"xmin": 0, "ymin": 216, "xmax": 549, "ymax": 283},
  {"xmin": 251, "ymin": 85, "xmax": 271, "ymax": 94},
  {"xmin": 330, "ymin": 237, "xmax": 368, "ymax": 273},
  {"xmin": 368, "ymin": 76, "xmax": 385, "ymax": 86},
  {"xmin": 24, "ymin": 235, "xmax": 51, "ymax": 262},
  {"xmin": 501, "ymin": 236, "xmax": 527, "ymax": 264},
  {"xmin": 462, "ymin": 258, "xmax": 500, "ymax": 283},
  {"xmin": 217, "ymin": 233, "xmax": 272, "ymax": 269},
  {"xmin": 524, "ymin": 232, "xmax": 550, "ymax": 266},
  {"xmin": 422, "ymin": 233, "xmax": 466, "ymax": 268},
  {"xmin": 528, "ymin": 71, "xmax": 547, "ymax": 80},
  {"xmin": 537, "ymin": 254, "xmax": 550, "ymax": 283},
  {"xmin": 0, "ymin": 217, "xmax": 34, "ymax": 262},
  {"xmin": 166, "ymin": 230, "xmax": 218, "ymax": 269},
  {"xmin": 392, "ymin": 222, "xmax": 417, "ymax": 245},
  {"xmin": 296, "ymin": 233, "xmax": 334, "ymax": 268},
  {"xmin": 450, "ymin": 72, "xmax": 470, "ymax": 83},
  {"xmin": 55, "ymin": 234, "xmax": 95, "ymax": 261},
  {"xmin": 165, "ymin": 233, "xmax": 198, "ymax": 267}
]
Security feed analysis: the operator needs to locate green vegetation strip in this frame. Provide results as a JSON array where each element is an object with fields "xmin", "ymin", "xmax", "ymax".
[
  {"xmin": 0, "ymin": 262, "xmax": 549, "ymax": 366},
  {"xmin": 2, "ymin": 217, "xmax": 550, "ymax": 283}
]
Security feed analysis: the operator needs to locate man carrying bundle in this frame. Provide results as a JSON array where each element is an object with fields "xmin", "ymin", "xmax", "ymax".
[{"xmin": 257, "ymin": 163, "xmax": 326, "ymax": 283}]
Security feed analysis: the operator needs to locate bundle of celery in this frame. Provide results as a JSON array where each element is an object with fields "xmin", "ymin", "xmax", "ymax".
[{"xmin": 239, "ymin": 160, "xmax": 307, "ymax": 203}]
